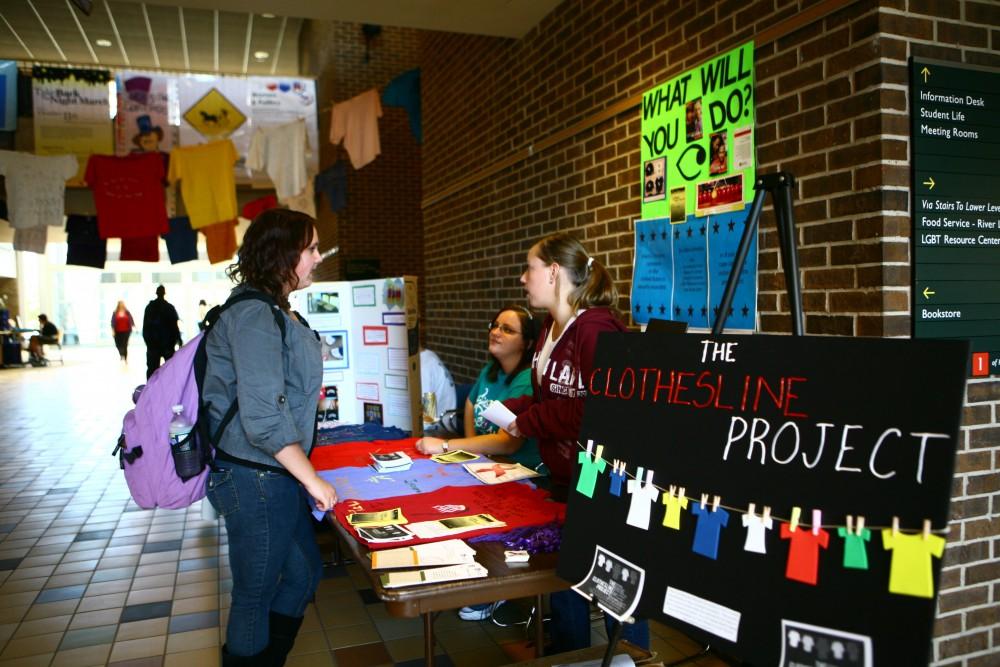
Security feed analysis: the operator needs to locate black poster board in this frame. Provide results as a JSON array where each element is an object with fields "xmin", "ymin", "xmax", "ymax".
[
  {"xmin": 910, "ymin": 58, "xmax": 1000, "ymax": 377},
  {"xmin": 560, "ymin": 333, "xmax": 968, "ymax": 666}
]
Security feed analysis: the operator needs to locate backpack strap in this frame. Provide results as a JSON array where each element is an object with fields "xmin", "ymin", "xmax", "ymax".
[{"xmin": 194, "ymin": 290, "xmax": 289, "ymax": 450}]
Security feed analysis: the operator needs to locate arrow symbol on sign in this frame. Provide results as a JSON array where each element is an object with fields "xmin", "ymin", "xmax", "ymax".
[
  {"xmin": 921, "ymin": 66, "xmax": 931, "ymax": 82},
  {"xmin": 923, "ymin": 176, "xmax": 935, "ymax": 190},
  {"xmin": 923, "ymin": 287, "xmax": 935, "ymax": 299}
]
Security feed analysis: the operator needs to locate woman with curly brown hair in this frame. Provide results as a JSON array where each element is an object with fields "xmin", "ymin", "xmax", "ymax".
[{"xmin": 202, "ymin": 208, "xmax": 337, "ymax": 666}]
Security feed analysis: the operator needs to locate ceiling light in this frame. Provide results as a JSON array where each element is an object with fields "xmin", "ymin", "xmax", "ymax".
[
  {"xmin": 253, "ymin": 50, "xmax": 270, "ymax": 61},
  {"xmin": 260, "ymin": 13, "xmax": 275, "ymax": 18},
  {"xmin": 95, "ymin": 38, "xmax": 112, "ymax": 47}
]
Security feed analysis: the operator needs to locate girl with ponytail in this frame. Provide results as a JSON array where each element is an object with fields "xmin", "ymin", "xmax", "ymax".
[{"xmin": 503, "ymin": 232, "xmax": 648, "ymax": 653}]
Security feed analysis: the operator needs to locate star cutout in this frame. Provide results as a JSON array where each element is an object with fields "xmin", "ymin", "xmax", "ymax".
[
  {"xmin": 701, "ymin": 306, "xmax": 708, "ymax": 317},
  {"xmin": 650, "ymin": 231, "xmax": 657, "ymax": 241},
  {"xmin": 686, "ymin": 227, "xmax": 693, "ymax": 237},
  {"xmin": 639, "ymin": 232, "xmax": 645, "ymax": 242},
  {"xmin": 728, "ymin": 220, "xmax": 736, "ymax": 231},
  {"xmin": 659, "ymin": 305, "xmax": 666, "ymax": 314},
  {"xmin": 741, "ymin": 305, "xmax": 749, "ymax": 317},
  {"xmin": 674, "ymin": 229, "xmax": 680, "ymax": 239},
  {"xmin": 646, "ymin": 305, "xmax": 653, "ymax": 313},
  {"xmin": 699, "ymin": 225, "xmax": 706, "ymax": 236},
  {"xmin": 713, "ymin": 222, "xmax": 720, "ymax": 234},
  {"xmin": 634, "ymin": 303, "xmax": 641, "ymax": 313},
  {"xmin": 687, "ymin": 306, "xmax": 694, "ymax": 316},
  {"xmin": 674, "ymin": 306, "xmax": 682, "ymax": 316}
]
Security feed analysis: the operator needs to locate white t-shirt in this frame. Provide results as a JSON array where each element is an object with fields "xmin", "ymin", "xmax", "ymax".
[
  {"xmin": 0, "ymin": 151, "xmax": 78, "ymax": 228},
  {"xmin": 625, "ymin": 475, "xmax": 660, "ymax": 530},
  {"xmin": 420, "ymin": 349, "xmax": 456, "ymax": 416},
  {"xmin": 246, "ymin": 119, "xmax": 310, "ymax": 200},
  {"xmin": 536, "ymin": 311, "xmax": 580, "ymax": 385},
  {"xmin": 741, "ymin": 513, "xmax": 774, "ymax": 554}
]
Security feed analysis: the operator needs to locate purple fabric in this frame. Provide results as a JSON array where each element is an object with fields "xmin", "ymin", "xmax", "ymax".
[
  {"xmin": 317, "ymin": 457, "xmax": 489, "ymax": 503},
  {"xmin": 468, "ymin": 520, "xmax": 563, "ymax": 554}
]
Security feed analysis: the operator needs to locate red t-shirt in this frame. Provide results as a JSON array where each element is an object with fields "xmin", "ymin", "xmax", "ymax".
[
  {"xmin": 780, "ymin": 523, "xmax": 830, "ymax": 585},
  {"xmin": 85, "ymin": 153, "xmax": 169, "ymax": 239},
  {"xmin": 112, "ymin": 310, "xmax": 133, "ymax": 333}
]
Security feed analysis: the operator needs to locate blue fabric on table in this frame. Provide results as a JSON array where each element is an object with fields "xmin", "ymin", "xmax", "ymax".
[{"xmin": 314, "ymin": 422, "xmax": 409, "ymax": 446}]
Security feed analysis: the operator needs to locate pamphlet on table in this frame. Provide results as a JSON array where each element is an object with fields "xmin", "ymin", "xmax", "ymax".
[
  {"xmin": 370, "ymin": 539, "xmax": 476, "ymax": 569},
  {"xmin": 379, "ymin": 562, "xmax": 489, "ymax": 588}
]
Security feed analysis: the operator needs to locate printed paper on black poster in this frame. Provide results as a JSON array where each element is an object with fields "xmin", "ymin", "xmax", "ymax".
[
  {"xmin": 571, "ymin": 545, "xmax": 645, "ymax": 622},
  {"xmin": 779, "ymin": 620, "xmax": 872, "ymax": 667}
]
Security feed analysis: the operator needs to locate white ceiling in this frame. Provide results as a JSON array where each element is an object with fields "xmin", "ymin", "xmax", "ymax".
[{"xmin": 0, "ymin": 0, "xmax": 562, "ymax": 76}]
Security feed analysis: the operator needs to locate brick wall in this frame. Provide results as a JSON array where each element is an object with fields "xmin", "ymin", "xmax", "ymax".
[
  {"xmin": 299, "ymin": 22, "xmax": 423, "ymax": 293},
  {"xmin": 419, "ymin": 0, "xmax": 999, "ymax": 664}
]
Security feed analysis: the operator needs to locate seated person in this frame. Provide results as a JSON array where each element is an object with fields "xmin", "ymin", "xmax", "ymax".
[
  {"xmin": 420, "ymin": 347, "xmax": 457, "ymax": 419},
  {"xmin": 415, "ymin": 304, "xmax": 540, "ymax": 622},
  {"xmin": 28, "ymin": 314, "xmax": 59, "ymax": 365}
]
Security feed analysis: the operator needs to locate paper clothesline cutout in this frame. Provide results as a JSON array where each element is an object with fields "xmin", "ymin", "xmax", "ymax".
[{"xmin": 572, "ymin": 439, "xmax": 950, "ymax": 535}]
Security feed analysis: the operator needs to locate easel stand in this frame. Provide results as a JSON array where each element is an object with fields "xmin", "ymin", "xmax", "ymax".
[{"xmin": 712, "ymin": 171, "xmax": 803, "ymax": 336}]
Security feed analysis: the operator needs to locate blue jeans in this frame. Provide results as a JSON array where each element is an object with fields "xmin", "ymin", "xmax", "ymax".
[
  {"xmin": 207, "ymin": 462, "xmax": 322, "ymax": 657},
  {"xmin": 549, "ymin": 589, "xmax": 650, "ymax": 653}
]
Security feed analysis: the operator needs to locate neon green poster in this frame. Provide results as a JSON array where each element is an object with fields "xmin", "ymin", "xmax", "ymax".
[{"xmin": 640, "ymin": 42, "xmax": 756, "ymax": 220}]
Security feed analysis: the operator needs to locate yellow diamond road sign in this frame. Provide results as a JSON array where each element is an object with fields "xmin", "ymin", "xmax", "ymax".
[{"xmin": 182, "ymin": 88, "xmax": 247, "ymax": 138}]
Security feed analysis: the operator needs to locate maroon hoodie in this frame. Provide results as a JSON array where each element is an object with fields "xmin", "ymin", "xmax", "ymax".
[{"xmin": 504, "ymin": 308, "xmax": 627, "ymax": 489}]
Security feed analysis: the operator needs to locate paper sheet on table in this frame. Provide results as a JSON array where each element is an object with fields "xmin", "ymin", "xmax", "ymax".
[
  {"xmin": 482, "ymin": 400, "xmax": 516, "ymax": 431},
  {"xmin": 370, "ymin": 538, "xmax": 476, "ymax": 569},
  {"xmin": 379, "ymin": 562, "xmax": 488, "ymax": 588}
]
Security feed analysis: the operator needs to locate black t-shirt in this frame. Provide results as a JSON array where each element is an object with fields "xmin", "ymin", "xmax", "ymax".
[{"xmin": 39, "ymin": 322, "xmax": 58, "ymax": 340}]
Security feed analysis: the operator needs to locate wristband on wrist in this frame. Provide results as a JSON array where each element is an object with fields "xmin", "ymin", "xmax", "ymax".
[{"xmin": 442, "ymin": 441, "xmax": 450, "ymax": 452}]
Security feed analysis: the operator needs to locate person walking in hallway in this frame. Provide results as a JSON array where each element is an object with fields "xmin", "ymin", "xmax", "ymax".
[
  {"xmin": 111, "ymin": 300, "xmax": 135, "ymax": 363},
  {"xmin": 142, "ymin": 285, "xmax": 181, "ymax": 378}
]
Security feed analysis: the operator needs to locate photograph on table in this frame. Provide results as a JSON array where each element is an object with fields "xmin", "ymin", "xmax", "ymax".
[{"xmin": 319, "ymin": 330, "xmax": 348, "ymax": 369}]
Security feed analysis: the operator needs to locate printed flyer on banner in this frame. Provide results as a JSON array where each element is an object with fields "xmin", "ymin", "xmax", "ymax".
[
  {"xmin": 32, "ymin": 67, "xmax": 114, "ymax": 183},
  {"xmin": 115, "ymin": 71, "xmax": 177, "ymax": 156}
]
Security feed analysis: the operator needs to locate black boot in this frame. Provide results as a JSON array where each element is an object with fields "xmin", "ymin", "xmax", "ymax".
[
  {"xmin": 221, "ymin": 644, "xmax": 269, "ymax": 666},
  {"xmin": 267, "ymin": 611, "xmax": 305, "ymax": 667}
]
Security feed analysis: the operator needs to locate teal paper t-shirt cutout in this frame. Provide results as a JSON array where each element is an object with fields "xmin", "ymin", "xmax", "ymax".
[
  {"xmin": 575, "ymin": 451, "xmax": 607, "ymax": 498},
  {"xmin": 837, "ymin": 527, "xmax": 872, "ymax": 570}
]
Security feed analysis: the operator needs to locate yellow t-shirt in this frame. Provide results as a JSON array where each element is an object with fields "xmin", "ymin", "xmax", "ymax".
[
  {"xmin": 168, "ymin": 140, "xmax": 238, "ymax": 229},
  {"xmin": 882, "ymin": 529, "xmax": 945, "ymax": 599}
]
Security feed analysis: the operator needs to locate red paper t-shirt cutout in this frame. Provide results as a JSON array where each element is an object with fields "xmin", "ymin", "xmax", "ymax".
[{"xmin": 780, "ymin": 522, "xmax": 829, "ymax": 585}]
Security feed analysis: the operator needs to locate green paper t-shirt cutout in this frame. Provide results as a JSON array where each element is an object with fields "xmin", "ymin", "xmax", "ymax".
[
  {"xmin": 575, "ymin": 451, "xmax": 607, "ymax": 498},
  {"xmin": 837, "ymin": 527, "xmax": 872, "ymax": 569}
]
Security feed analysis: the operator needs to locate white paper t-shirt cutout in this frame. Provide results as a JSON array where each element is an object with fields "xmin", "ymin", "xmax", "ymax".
[
  {"xmin": 741, "ymin": 513, "xmax": 774, "ymax": 553},
  {"xmin": 625, "ymin": 469, "xmax": 660, "ymax": 530}
]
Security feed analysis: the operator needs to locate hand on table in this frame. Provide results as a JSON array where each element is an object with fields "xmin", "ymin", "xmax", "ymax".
[
  {"xmin": 415, "ymin": 436, "xmax": 447, "ymax": 455},
  {"xmin": 304, "ymin": 476, "xmax": 338, "ymax": 512}
]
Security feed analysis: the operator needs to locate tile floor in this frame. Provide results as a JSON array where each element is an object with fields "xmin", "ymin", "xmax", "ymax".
[{"xmin": 0, "ymin": 345, "xmax": 731, "ymax": 666}]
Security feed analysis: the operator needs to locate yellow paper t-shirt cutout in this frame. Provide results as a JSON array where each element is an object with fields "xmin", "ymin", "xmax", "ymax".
[
  {"xmin": 882, "ymin": 528, "xmax": 945, "ymax": 599},
  {"xmin": 661, "ymin": 493, "xmax": 689, "ymax": 530}
]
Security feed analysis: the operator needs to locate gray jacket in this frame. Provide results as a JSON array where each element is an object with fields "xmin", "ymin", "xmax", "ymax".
[{"xmin": 202, "ymin": 287, "xmax": 322, "ymax": 467}]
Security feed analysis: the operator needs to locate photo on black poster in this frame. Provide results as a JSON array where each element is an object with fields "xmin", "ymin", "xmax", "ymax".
[
  {"xmin": 779, "ymin": 620, "xmax": 872, "ymax": 667},
  {"xmin": 572, "ymin": 545, "xmax": 645, "ymax": 622},
  {"xmin": 364, "ymin": 402, "xmax": 383, "ymax": 425}
]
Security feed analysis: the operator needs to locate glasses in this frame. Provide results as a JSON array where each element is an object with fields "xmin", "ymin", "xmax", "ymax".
[{"xmin": 488, "ymin": 321, "xmax": 522, "ymax": 336}]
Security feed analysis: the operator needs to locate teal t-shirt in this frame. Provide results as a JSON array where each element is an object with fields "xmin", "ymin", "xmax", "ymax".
[{"xmin": 469, "ymin": 365, "xmax": 541, "ymax": 470}]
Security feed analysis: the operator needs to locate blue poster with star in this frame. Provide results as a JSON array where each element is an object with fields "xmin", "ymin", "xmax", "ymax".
[
  {"xmin": 630, "ymin": 219, "xmax": 673, "ymax": 324},
  {"xmin": 673, "ymin": 216, "xmax": 710, "ymax": 328},
  {"xmin": 707, "ymin": 205, "xmax": 757, "ymax": 329}
]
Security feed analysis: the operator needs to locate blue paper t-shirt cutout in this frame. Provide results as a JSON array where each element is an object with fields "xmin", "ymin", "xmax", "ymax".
[
  {"xmin": 691, "ymin": 504, "xmax": 730, "ymax": 560},
  {"xmin": 608, "ymin": 469, "xmax": 625, "ymax": 497}
]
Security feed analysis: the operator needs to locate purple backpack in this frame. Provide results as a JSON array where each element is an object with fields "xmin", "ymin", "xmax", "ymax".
[{"xmin": 114, "ymin": 292, "xmax": 285, "ymax": 509}]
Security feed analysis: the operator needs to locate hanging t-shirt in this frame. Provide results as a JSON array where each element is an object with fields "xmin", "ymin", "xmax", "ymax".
[
  {"xmin": 780, "ymin": 523, "xmax": 830, "ymax": 585},
  {"xmin": 162, "ymin": 216, "xmax": 198, "ymax": 265},
  {"xmin": 382, "ymin": 68, "xmax": 422, "ymax": 144},
  {"xmin": 661, "ymin": 493, "xmax": 689, "ymax": 530},
  {"xmin": 575, "ymin": 450, "xmax": 606, "ymax": 498},
  {"xmin": 882, "ymin": 529, "xmax": 945, "ymax": 599},
  {"xmin": 690, "ymin": 504, "xmax": 730, "ymax": 559},
  {"xmin": 837, "ymin": 527, "xmax": 872, "ymax": 570},
  {"xmin": 167, "ymin": 140, "xmax": 238, "ymax": 229},
  {"xmin": 329, "ymin": 89, "xmax": 382, "ymax": 169},
  {"xmin": 315, "ymin": 161, "xmax": 347, "ymax": 213},
  {"xmin": 120, "ymin": 235, "xmax": 159, "ymax": 262},
  {"xmin": 741, "ymin": 513, "xmax": 774, "ymax": 554},
  {"xmin": 247, "ymin": 120, "xmax": 309, "ymax": 200},
  {"xmin": 468, "ymin": 365, "xmax": 539, "ymax": 469},
  {"xmin": 13, "ymin": 227, "xmax": 47, "ymax": 254},
  {"xmin": 201, "ymin": 219, "xmax": 237, "ymax": 265},
  {"xmin": 625, "ymin": 473, "xmax": 659, "ymax": 530},
  {"xmin": 241, "ymin": 194, "xmax": 278, "ymax": 220},
  {"xmin": 0, "ymin": 151, "xmax": 77, "ymax": 228},
  {"xmin": 279, "ymin": 179, "xmax": 316, "ymax": 218},
  {"xmin": 608, "ymin": 468, "xmax": 625, "ymax": 497},
  {"xmin": 65, "ymin": 214, "xmax": 107, "ymax": 268},
  {"xmin": 85, "ymin": 153, "xmax": 169, "ymax": 239}
]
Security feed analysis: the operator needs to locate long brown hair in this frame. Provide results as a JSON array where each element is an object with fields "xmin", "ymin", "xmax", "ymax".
[
  {"xmin": 226, "ymin": 208, "xmax": 315, "ymax": 309},
  {"xmin": 486, "ymin": 305, "xmax": 538, "ymax": 384},
  {"xmin": 533, "ymin": 232, "xmax": 618, "ymax": 310}
]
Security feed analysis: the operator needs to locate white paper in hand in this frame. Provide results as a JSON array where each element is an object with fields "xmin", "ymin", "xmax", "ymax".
[{"xmin": 482, "ymin": 400, "xmax": 517, "ymax": 431}]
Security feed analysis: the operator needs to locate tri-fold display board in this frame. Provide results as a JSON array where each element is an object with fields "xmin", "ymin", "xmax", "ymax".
[
  {"xmin": 289, "ymin": 277, "xmax": 421, "ymax": 434},
  {"xmin": 562, "ymin": 332, "xmax": 968, "ymax": 666}
]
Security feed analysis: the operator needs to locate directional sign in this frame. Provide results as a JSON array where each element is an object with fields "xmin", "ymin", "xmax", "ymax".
[{"xmin": 910, "ymin": 58, "xmax": 1000, "ymax": 377}]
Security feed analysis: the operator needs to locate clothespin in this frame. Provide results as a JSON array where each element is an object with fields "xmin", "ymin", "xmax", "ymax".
[
  {"xmin": 922, "ymin": 519, "xmax": 931, "ymax": 540},
  {"xmin": 846, "ymin": 515, "xmax": 854, "ymax": 534},
  {"xmin": 645, "ymin": 469, "xmax": 654, "ymax": 485},
  {"xmin": 856, "ymin": 515, "xmax": 865, "ymax": 536},
  {"xmin": 678, "ymin": 486, "xmax": 686, "ymax": 500},
  {"xmin": 747, "ymin": 503, "xmax": 756, "ymax": 517},
  {"xmin": 790, "ymin": 506, "xmax": 801, "ymax": 532},
  {"xmin": 811, "ymin": 509, "xmax": 822, "ymax": 536},
  {"xmin": 892, "ymin": 516, "xmax": 899, "ymax": 536},
  {"xmin": 594, "ymin": 444, "xmax": 604, "ymax": 462},
  {"xmin": 668, "ymin": 484, "xmax": 677, "ymax": 498},
  {"xmin": 636, "ymin": 466, "xmax": 644, "ymax": 480},
  {"xmin": 700, "ymin": 493, "xmax": 708, "ymax": 510},
  {"xmin": 762, "ymin": 505, "xmax": 771, "ymax": 522},
  {"xmin": 614, "ymin": 458, "xmax": 622, "ymax": 473},
  {"xmin": 585, "ymin": 440, "xmax": 594, "ymax": 456},
  {"xmin": 712, "ymin": 495, "xmax": 721, "ymax": 512}
]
